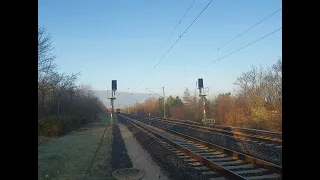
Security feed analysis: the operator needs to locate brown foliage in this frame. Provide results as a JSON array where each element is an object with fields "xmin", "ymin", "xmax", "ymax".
[
  {"xmin": 224, "ymin": 104, "xmax": 247, "ymax": 127},
  {"xmin": 125, "ymin": 60, "xmax": 282, "ymax": 132},
  {"xmin": 170, "ymin": 108, "xmax": 185, "ymax": 120},
  {"xmin": 214, "ymin": 93, "xmax": 232, "ymax": 125}
]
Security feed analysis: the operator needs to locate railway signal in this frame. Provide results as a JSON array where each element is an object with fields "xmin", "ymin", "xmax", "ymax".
[
  {"xmin": 112, "ymin": 80, "xmax": 117, "ymax": 91},
  {"xmin": 108, "ymin": 80, "xmax": 117, "ymax": 119},
  {"xmin": 197, "ymin": 78, "xmax": 209, "ymax": 124},
  {"xmin": 198, "ymin": 78, "xmax": 203, "ymax": 89}
]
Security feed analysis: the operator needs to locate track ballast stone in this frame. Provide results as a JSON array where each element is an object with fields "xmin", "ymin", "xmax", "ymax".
[
  {"xmin": 119, "ymin": 116, "xmax": 211, "ymax": 180},
  {"xmin": 134, "ymin": 116, "xmax": 282, "ymax": 166},
  {"xmin": 111, "ymin": 123, "xmax": 133, "ymax": 172}
]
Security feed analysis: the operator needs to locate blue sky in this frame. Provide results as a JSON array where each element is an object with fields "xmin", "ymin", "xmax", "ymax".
[{"xmin": 38, "ymin": 0, "xmax": 282, "ymax": 98}]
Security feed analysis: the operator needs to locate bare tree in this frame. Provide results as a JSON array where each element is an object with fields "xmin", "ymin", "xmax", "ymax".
[
  {"xmin": 230, "ymin": 59, "xmax": 282, "ymax": 131},
  {"xmin": 181, "ymin": 88, "xmax": 202, "ymax": 122},
  {"xmin": 38, "ymin": 25, "xmax": 56, "ymax": 76},
  {"xmin": 38, "ymin": 26, "xmax": 107, "ymax": 137}
]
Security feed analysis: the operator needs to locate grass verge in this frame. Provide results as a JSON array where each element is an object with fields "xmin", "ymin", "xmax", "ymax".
[
  {"xmin": 85, "ymin": 117, "xmax": 114, "ymax": 180},
  {"xmin": 38, "ymin": 115, "xmax": 112, "ymax": 180}
]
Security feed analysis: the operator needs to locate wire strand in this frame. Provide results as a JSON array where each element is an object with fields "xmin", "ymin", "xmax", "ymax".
[
  {"xmin": 167, "ymin": 8, "xmax": 282, "ymax": 88},
  {"xmin": 203, "ymin": 8, "xmax": 282, "ymax": 61},
  {"xmin": 152, "ymin": 0, "xmax": 196, "ymax": 62},
  {"xmin": 200, "ymin": 27, "xmax": 282, "ymax": 71},
  {"xmin": 139, "ymin": 0, "xmax": 213, "ymax": 86},
  {"xmin": 168, "ymin": 27, "xmax": 282, "ymax": 89}
]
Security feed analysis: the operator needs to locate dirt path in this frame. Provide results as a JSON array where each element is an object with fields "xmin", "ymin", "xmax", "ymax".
[{"xmin": 118, "ymin": 123, "xmax": 169, "ymax": 180}]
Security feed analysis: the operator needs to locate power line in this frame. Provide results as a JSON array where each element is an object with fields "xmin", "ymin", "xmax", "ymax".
[
  {"xmin": 137, "ymin": 0, "xmax": 196, "ymax": 87},
  {"xmin": 139, "ymin": 0, "xmax": 213, "ymax": 87},
  {"xmin": 222, "ymin": 8, "xmax": 281, "ymax": 49},
  {"xmin": 167, "ymin": 8, "xmax": 282, "ymax": 87},
  {"xmin": 167, "ymin": 28, "xmax": 281, "ymax": 90},
  {"xmin": 145, "ymin": 88, "xmax": 163, "ymax": 97},
  {"xmin": 117, "ymin": 88, "xmax": 130, "ymax": 96},
  {"xmin": 154, "ymin": 0, "xmax": 212, "ymax": 67},
  {"xmin": 152, "ymin": 0, "xmax": 196, "ymax": 62},
  {"xmin": 203, "ymin": 8, "xmax": 282, "ymax": 61},
  {"xmin": 196, "ymin": 27, "xmax": 282, "ymax": 73}
]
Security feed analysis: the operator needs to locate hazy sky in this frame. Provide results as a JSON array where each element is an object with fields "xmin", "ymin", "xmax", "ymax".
[{"xmin": 38, "ymin": 0, "xmax": 282, "ymax": 97}]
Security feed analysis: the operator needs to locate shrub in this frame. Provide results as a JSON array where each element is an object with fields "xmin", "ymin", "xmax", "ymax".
[
  {"xmin": 38, "ymin": 117, "xmax": 61, "ymax": 137},
  {"xmin": 38, "ymin": 116, "xmax": 90, "ymax": 137},
  {"xmin": 245, "ymin": 107, "xmax": 273, "ymax": 131},
  {"xmin": 224, "ymin": 108, "xmax": 247, "ymax": 127}
]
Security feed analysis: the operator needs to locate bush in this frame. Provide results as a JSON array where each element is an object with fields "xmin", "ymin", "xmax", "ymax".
[
  {"xmin": 38, "ymin": 116, "xmax": 90, "ymax": 137},
  {"xmin": 224, "ymin": 108, "xmax": 247, "ymax": 127},
  {"xmin": 222, "ymin": 106, "xmax": 281, "ymax": 132},
  {"xmin": 38, "ymin": 117, "xmax": 61, "ymax": 137},
  {"xmin": 245, "ymin": 107, "xmax": 273, "ymax": 131}
]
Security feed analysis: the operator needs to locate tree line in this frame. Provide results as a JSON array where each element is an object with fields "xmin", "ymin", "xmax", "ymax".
[
  {"xmin": 124, "ymin": 59, "xmax": 282, "ymax": 132},
  {"xmin": 38, "ymin": 25, "xmax": 106, "ymax": 137}
]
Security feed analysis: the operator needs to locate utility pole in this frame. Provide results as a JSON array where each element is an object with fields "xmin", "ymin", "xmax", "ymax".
[
  {"xmin": 163, "ymin": 87, "xmax": 166, "ymax": 118},
  {"xmin": 136, "ymin": 100, "xmax": 138, "ymax": 115}
]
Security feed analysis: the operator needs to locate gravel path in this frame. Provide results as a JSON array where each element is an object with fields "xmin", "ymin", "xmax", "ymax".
[{"xmin": 118, "ymin": 123, "xmax": 169, "ymax": 180}]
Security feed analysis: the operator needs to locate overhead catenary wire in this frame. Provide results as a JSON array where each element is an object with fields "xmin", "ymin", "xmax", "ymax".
[
  {"xmin": 117, "ymin": 88, "xmax": 130, "ymax": 96},
  {"xmin": 193, "ymin": 27, "xmax": 282, "ymax": 75},
  {"xmin": 202, "ymin": 8, "xmax": 282, "ymax": 60},
  {"xmin": 166, "ymin": 28, "xmax": 282, "ymax": 91},
  {"xmin": 145, "ymin": 88, "xmax": 163, "ymax": 98},
  {"xmin": 152, "ymin": 0, "xmax": 196, "ymax": 62},
  {"xmin": 166, "ymin": 8, "xmax": 282, "ymax": 88},
  {"xmin": 137, "ymin": 0, "xmax": 196, "ymax": 86},
  {"xmin": 153, "ymin": 0, "xmax": 212, "ymax": 68},
  {"xmin": 138, "ymin": 0, "xmax": 213, "ymax": 87}
]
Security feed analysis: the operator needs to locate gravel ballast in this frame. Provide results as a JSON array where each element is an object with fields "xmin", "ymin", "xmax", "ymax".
[
  {"xmin": 131, "ymin": 116, "xmax": 282, "ymax": 166},
  {"xmin": 118, "ymin": 115, "xmax": 211, "ymax": 180}
]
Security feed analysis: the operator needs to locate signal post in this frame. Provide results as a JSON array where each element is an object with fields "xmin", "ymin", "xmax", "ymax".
[
  {"xmin": 197, "ymin": 78, "xmax": 209, "ymax": 124},
  {"xmin": 107, "ymin": 80, "xmax": 117, "ymax": 119}
]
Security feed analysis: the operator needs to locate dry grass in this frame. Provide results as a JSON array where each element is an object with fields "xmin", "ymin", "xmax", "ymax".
[
  {"xmin": 85, "ymin": 119, "xmax": 114, "ymax": 180},
  {"xmin": 38, "ymin": 115, "xmax": 112, "ymax": 180}
]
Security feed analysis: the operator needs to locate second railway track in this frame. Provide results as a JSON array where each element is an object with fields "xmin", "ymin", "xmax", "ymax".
[
  {"xmin": 120, "ymin": 114, "xmax": 282, "ymax": 180},
  {"xmin": 135, "ymin": 115, "xmax": 282, "ymax": 147}
]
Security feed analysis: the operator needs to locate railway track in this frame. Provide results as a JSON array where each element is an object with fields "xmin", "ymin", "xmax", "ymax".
[
  {"xmin": 133, "ymin": 115, "xmax": 282, "ymax": 147},
  {"xmin": 120, "ymin": 114, "xmax": 282, "ymax": 180}
]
